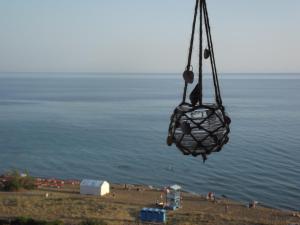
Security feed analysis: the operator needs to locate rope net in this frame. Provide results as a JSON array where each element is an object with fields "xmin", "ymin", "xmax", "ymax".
[{"xmin": 167, "ymin": 0, "xmax": 231, "ymax": 162}]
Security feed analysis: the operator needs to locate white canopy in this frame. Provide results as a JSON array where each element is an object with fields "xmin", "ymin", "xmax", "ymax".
[
  {"xmin": 80, "ymin": 179, "xmax": 110, "ymax": 196},
  {"xmin": 169, "ymin": 184, "xmax": 181, "ymax": 191}
]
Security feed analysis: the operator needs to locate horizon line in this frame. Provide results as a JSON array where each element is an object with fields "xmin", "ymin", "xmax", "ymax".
[{"xmin": 0, "ymin": 71, "xmax": 300, "ymax": 75}]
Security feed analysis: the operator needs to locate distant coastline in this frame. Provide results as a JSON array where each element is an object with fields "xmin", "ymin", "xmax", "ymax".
[{"xmin": 0, "ymin": 71, "xmax": 300, "ymax": 75}]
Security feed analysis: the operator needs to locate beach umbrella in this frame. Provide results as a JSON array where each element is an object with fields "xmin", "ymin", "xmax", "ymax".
[{"xmin": 167, "ymin": 0, "xmax": 231, "ymax": 162}]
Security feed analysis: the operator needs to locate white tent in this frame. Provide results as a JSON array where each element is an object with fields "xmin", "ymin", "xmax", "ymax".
[{"xmin": 80, "ymin": 179, "xmax": 110, "ymax": 196}]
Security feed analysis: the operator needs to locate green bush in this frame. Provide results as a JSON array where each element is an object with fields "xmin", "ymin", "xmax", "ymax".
[
  {"xmin": 4, "ymin": 176, "xmax": 20, "ymax": 191},
  {"xmin": 20, "ymin": 176, "xmax": 35, "ymax": 190},
  {"xmin": 11, "ymin": 217, "xmax": 31, "ymax": 225},
  {"xmin": 1, "ymin": 170, "xmax": 35, "ymax": 192},
  {"xmin": 0, "ymin": 217, "xmax": 63, "ymax": 225},
  {"xmin": 10, "ymin": 217, "xmax": 63, "ymax": 225},
  {"xmin": 80, "ymin": 219, "xmax": 108, "ymax": 225},
  {"xmin": 47, "ymin": 221, "xmax": 63, "ymax": 225}
]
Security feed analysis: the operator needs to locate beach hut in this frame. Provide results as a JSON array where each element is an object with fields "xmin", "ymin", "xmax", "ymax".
[{"xmin": 80, "ymin": 179, "xmax": 110, "ymax": 196}]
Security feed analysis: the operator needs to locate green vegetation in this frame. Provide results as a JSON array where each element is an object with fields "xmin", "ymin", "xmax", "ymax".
[
  {"xmin": 0, "ymin": 218, "xmax": 107, "ymax": 225},
  {"xmin": 0, "ymin": 182, "xmax": 299, "ymax": 225},
  {"xmin": 80, "ymin": 219, "xmax": 108, "ymax": 225},
  {"xmin": 0, "ymin": 170, "xmax": 35, "ymax": 192},
  {"xmin": 0, "ymin": 217, "xmax": 107, "ymax": 225},
  {"xmin": 0, "ymin": 217, "xmax": 63, "ymax": 225}
]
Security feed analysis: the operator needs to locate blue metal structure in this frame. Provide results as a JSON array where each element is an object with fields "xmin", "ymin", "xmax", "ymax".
[
  {"xmin": 166, "ymin": 184, "xmax": 181, "ymax": 210},
  {"xmin": 140, "ymin": 208, "xmax": 167, "ymax": 223}
]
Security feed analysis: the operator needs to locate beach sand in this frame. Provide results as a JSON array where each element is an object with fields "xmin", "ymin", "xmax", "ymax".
[{"xmin": 0, "ymin": 183, "xmax": 299, "ymax": 225}]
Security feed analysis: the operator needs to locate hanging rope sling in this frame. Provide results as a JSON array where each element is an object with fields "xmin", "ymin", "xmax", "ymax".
[{"xmin": 167, "ymin": 0, "xmax": 231, "ymax": 162}]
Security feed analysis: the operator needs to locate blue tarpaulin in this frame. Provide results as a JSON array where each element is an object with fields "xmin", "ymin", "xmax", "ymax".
[{"xmin": 140, "ymin": 208, "xmax": 166, "ymax": 223}]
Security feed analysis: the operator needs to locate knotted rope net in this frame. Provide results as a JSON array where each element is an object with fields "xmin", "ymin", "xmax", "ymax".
[{"xmin": 167, "ymin": 0, "xmax": 231, "ymax": 162}]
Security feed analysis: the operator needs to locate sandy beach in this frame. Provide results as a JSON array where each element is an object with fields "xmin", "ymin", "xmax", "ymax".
[{"xmin": 0, "ymin": 179, "xmax": 299, "ymax": 225}]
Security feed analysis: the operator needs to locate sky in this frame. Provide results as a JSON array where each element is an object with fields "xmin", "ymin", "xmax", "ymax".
[{"xmin": 0, "ymin": 0, "xmax": 299, "ymax": 73}]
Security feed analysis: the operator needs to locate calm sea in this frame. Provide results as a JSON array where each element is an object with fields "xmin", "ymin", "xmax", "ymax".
[{"xmin": 0, "ymin": 73, "xmax": 299, "ymax": 211}]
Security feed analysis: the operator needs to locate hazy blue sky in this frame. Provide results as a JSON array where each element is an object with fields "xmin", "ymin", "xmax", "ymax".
[{"xmin": 0, "ymin": 0, "xmax": 299, "ymax": 73}]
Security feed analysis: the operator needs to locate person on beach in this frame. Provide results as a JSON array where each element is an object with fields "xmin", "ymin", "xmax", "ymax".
[
  {"xmin": 207, "ymin": 192, "xmax": 215, "ymax": 201},
  {"xmin": 225, "ymin": 204, "xmax": 229, "ymax": 213}
]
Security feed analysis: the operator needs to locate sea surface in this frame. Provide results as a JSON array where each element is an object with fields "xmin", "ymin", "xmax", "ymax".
[{"xmin": 0, "ymin": 73, "xmax": 299, "ymax": 211}]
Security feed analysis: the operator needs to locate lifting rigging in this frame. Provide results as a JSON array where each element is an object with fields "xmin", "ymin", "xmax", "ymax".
[{"xmin": 167, "ymin": 0, "xmax": 231, "ymax": 162}]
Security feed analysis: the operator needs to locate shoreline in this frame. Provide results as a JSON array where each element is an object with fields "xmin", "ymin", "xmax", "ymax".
[
  {"xmin": 1, "ymin": 173, "xmax": 298, "ymax": 212},
  {"xmin": 32, "ymin": 176, "xmax": 299, "ymax": 212},
  {"xmin": 1, "ymin": 175, "xmax": 300, "ymax": 224}
]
